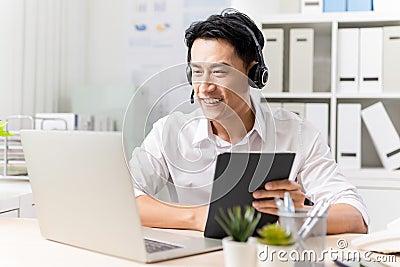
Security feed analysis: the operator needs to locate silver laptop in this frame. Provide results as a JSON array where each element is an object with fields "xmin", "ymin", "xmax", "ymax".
[{"xmin": 20, "ymin": 130, "xmax": 221, "ymax": 263}]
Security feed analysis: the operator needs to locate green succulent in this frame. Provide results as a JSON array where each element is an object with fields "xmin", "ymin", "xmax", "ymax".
[
  {"xmin": 215, "ymin": 205, "xmax": 261, "ymax": 242},
  {"xmin": 257, "ymin": 223, "xmax": 295, "ymax": 246},
  {"xmin": 0, "ymin": 121, "xmax": 13, "ymax": 137}
]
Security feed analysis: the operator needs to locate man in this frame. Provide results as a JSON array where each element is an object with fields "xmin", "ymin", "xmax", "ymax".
[{"xmin": 129, "ymin": 9, "xmax": 368, "ymax": 234}]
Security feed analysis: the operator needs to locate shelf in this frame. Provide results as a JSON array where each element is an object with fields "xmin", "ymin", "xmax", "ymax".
[
  {"xmin": 0, "ymin": 175, "xmax": 29, "ymax": 181},
  {"xmin": 0, "ymin": 178, "xmax": 31, "ymax": 196},
  {"xmin": 262, "ymin": 12, "xmax": 400, "ymax": 25},
  {"xmin": 336, "ymin": 93, "xmax": 400, "ymax": 99},
  {"xmin": 261, "ymin": 92, "xmax": 332, "ymax": 99},
  {"xmin": 342, "ymin": 168, "xmax": 400, "ymax": 179},
  {"xmin": 342, "ymin": 168, "xmax": 400, "ymax": 183},
  {"xmin": 343, "ymin": 169, "xmax": 400, "ymax": 189}
]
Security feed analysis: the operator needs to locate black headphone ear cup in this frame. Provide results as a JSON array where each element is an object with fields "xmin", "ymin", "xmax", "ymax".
[
  {"xmin": 248, "ymin": 63, "xmax": 268, "ymax": 89},
  {"xmin": 186, "ymin": 65, "xmax": 192, "ymax": 85},
  {"xmin": 260, "ymin": 66, "xmax": 269, "ymax": 87}
]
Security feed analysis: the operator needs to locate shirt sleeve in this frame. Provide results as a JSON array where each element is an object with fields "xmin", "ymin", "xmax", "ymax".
[
  {"xmin": 129, "ymin": 117, "xmax": 171, "ymax": 199},
  {"xmin": 296, "ymin": 120, "xmax": 370, "ymax": 226}
]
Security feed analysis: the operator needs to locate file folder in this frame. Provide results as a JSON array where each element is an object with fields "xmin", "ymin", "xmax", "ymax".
[
  {"xmin": 77, "ymin": 115, "xmax": 94, "ymax": 130},
  {"xmin": 337, "ymin": 28, "xmax": 360, "ymax": 94},
  {"xmin": 337, "ymin": 104, "xmax": 361, "ymax": 169},
  {"xmin": 305, "ymin": 103, "xmax": 329, "ymax": 143},
  {"xmin": 282, "ymin": 102, "xmax": 305, "ymax": 118},
  {"xmin": 94, "ymin": 116, "xmax": 114, "ymax": 131},
  {"xmin": 323, "ymin": 0, "xmax": 346, "ymax": 12},
  {"xmin": 359, "ymin": 27, "xmax": 383, "ymax": 94},
  {"xmin": 383, "ymin": 26, "xmax": 400, "ymax": 93},
  {"xmin": 347, "ymin": 0, "xmax": 373, "ymax": 11},
  {"xmin": 289, "ymin": 28, "xmax": 314, "ymax": 93},
  {"xmin": 361, "ymin": 102, "xmax": 400, "ymax": 170},
  {"xmin": 301, "ymin": 0, "xmax": 323, "ymax": 13},
  {"xmin": 262, "ymin": 28, "xmax": 284, "ymax": 94}
]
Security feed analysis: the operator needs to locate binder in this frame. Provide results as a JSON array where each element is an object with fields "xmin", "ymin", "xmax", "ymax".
[
  {"xmin": 301, "ymin": 0, "xmax": 323, "ymax": 13},
  {"xmin": 361, "ymin": 102, "xmax": 400, "ymax": 170},
  {"xmin": 359, "ymin": 27, "xmax": 383, "ymax": 94},
  {"xmin": 282, "ymin": 102, "xmax": 305, "ymax": 118},
  {"xmin": 94, "ymin": 116, "xmax": 114, "ymax": 131},
  {"xmin": 337, "ymin": 104, "xmax": 361, "ymax": 169},
  {"xmin": 289, "ymin": 28, "xmax": 314, "ymax": 93},
  {"xmin": 323, "ymin": 0, "xmax": 346, "ymax": 12},
  {"xmin": 337, "ymin": 28, "xmax": 359, "ymax": 94},
  {"xmin": 347, "ymin": 0, "xmax": 373, "ymax": 11},
  {"xmin": 383, "ymin": 26, "xmax": 400, "ymax": 93},
  {"xmin": 262, "ymin": 28, "xmax": 284, "ymax": 94},
  {"xmin": 305, "ymin": 103, "xmax": 329, "ymax": 143},
  {"xmin": 77, "ymin": 115, "xmax": 94, "ymax": 130}
]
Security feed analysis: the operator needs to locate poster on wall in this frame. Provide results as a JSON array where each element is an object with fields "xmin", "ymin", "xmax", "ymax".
[{"xmin": 127, "ymin": 0, "xmax": 231, "ymax": 87}]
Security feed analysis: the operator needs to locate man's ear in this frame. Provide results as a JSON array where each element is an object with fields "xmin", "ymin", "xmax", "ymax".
[{"xmin": 246, "ymin": 61, "xmax": 257, "ymax": 75}]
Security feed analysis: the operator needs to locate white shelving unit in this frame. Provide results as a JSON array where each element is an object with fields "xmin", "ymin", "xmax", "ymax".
[
  {"xmin": 0, "ymin": 179, "xmax": 34, "ymax": 218},
  {"xmin": 0, "ymin": 115, "xmax": 34, "ymax": 180},
  {"xmin": 260, "ymin": 12, "xmax": 400, "ymax": 232},
  {"xmin": 261, "ymin": 12, "xmax": 400, "ymax": 180}
]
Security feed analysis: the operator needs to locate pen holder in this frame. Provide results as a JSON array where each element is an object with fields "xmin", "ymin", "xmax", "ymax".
[{"xmin": 277, "ymin": 209, "xmax": 327, "ymax": 266}]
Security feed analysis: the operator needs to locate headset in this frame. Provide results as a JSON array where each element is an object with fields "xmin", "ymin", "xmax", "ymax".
[{"xmin": 187, "ymin": 12, "xmax": 269, "ymax": 104}]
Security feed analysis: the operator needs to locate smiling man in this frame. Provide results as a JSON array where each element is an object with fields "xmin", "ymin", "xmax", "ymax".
[{"xmin": 129, "ymin": 9, "xmax": 368, "ymax": 234}]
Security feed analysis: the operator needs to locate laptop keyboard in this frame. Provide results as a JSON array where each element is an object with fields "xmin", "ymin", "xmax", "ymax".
[{"xmin": 144, "ymin": 238, "xmax": 181, "ymax": 253}]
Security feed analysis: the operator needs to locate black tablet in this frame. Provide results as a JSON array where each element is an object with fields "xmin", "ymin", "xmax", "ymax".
[{"xmin": 204, "ymin": 152, "xmax": 296, "ymax": 239}]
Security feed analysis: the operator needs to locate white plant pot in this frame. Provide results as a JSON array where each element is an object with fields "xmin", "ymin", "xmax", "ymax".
[
  {"xmin": 222, "ymin": 237, "xmax": 258, "ymax": 267},
  {"xmin": 257, "ymin": 243, "xmax": 296, "ymax": 267}
]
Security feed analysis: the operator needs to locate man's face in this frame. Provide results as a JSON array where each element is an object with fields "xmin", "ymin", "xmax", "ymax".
[{"xmin": 190, "ymin": 38, "xmax": 251, "ymax": 121}]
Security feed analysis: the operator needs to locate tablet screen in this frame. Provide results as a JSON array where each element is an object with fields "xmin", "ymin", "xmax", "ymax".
[{"xmin": 204, "ymin": 152, "xmax": 296, "ymax": 239}]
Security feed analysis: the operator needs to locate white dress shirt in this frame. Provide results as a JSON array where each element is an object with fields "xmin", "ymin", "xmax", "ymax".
[{"xmin": 129, "ymin": 98, "xmax": 369, "ymax": 225}]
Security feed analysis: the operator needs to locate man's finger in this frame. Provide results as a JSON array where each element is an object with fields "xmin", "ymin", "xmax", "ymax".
[{"xmin": 264, "ymin": 179, "xmax": 301, "ymax": 190}]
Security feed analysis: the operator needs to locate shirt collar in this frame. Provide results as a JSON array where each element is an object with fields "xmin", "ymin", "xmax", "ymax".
[
  {"xmin": 192, "ymin": 115, "xmax": 212, "ymax": 145},
  {"xmin": 251, "ymin": 94, "xmax": 267, "ymax": 142},
  {"xmin": 191, "ymin": 94, "xmax": 267, "ymax": 145}
]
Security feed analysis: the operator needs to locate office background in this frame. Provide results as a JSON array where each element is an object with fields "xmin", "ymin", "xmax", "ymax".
[{"xmin": 2, "ymin": 0, "xmax": 400, "ymax": 233}]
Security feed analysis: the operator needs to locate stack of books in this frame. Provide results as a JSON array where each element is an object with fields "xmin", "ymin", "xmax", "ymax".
[{"xmin": 0, "ymin": 134, "xmax": 28, "ymax": 177}]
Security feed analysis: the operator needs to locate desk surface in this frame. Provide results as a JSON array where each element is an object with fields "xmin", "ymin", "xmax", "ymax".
[
  {"xmin": 1, "ymin": 218, "xmax": 398, "ymax": 267},
  {"xmin": 0, "ymin": 178, "xmax": 31, "ymax": 200}
]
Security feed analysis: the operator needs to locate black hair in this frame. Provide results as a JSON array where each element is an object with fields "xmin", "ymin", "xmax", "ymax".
[{"xmin": 184, "ymin": 9, "xmax": 264, "ymax": 68}]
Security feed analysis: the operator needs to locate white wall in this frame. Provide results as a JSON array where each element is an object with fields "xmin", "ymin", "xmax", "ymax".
[
  {"xmin": 59, "ymin": 0, "xmax": 88, "ymax": 112},
  {"xmin": 232, "ymin": 0, "xmax": 302, "ymax": 26},
  {"xmin": 0, "ymin": 0, "xmax": 24, "ymax": 118},
  {"xmin": 69, "ymin": 0, "xmax": 132, "ymax": 131},
  {"xmin": 0, "ymin": 0, "xmax": 87, "ymax": 121},
  {"xmin": 86, "ymin": 0, "xmax": 129, "ymax": 86},
  {"xmin": 231, "ymin": 0, "xmax": 280, "ymax": 26}
]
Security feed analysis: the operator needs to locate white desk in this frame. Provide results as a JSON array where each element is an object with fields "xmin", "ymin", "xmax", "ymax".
[
  {"xmin": 0, "ymin": 179, "xmax": 33, "ymax": 217},
  {"xmin": 1, "ymin": 218, "xmax": 398, "ymax": 267},
  {"xmin": 0, "ymin": 218, "xmax": 223, "ymax": 267}
]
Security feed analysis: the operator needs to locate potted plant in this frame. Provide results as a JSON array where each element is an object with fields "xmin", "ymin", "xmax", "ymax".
[
  {"xmin": 257, "ymin": 223, "xmax": 296, "ymax": 267},
  {"xmin": 0, "ymin": 121, "xmax": 13, "ymax": 137},
  {"xmin": 215, "ymin": 205, "xmax": 261, "ymax": 267}
]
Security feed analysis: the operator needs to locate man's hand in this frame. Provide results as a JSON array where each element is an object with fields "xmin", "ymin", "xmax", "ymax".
[{"xmin": 251, "ymin": 180, "xmax": 305, "ymax": 215}]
